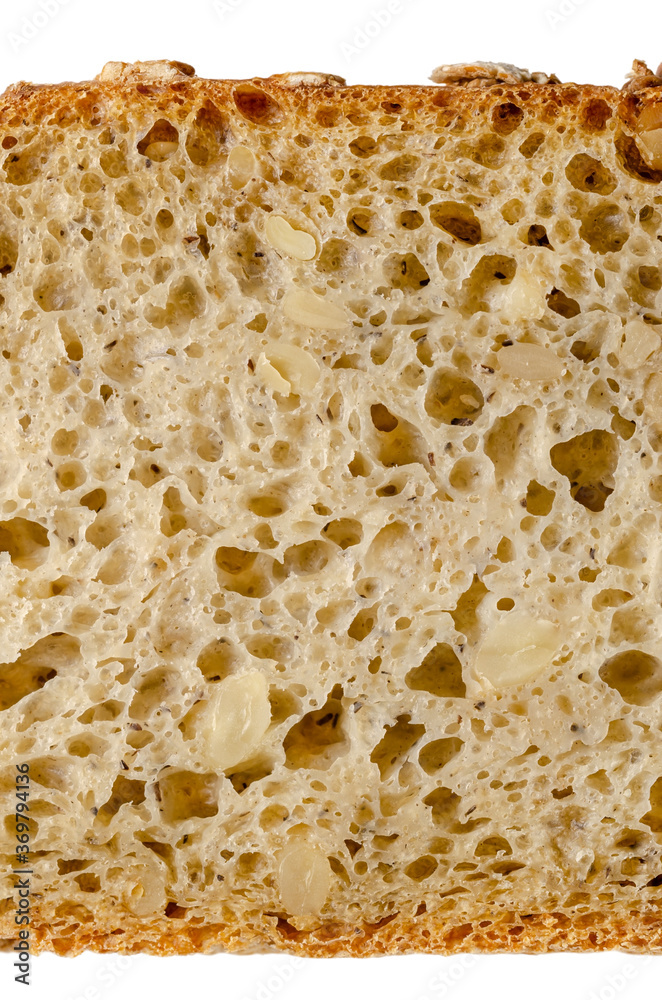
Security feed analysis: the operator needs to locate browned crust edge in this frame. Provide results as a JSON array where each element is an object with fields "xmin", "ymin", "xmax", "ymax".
[
  {"xmin": 2, "ymin": 910, "xmax": 662, "ymax": 956},
  {"xmin": 0, "ymin": 65, "xmax": 661, "ymax": 137}
]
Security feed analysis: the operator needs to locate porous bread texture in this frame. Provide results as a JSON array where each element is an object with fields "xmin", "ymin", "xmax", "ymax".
[{"xmin": 1, "ymin": 61, "xmax": 662, "ymax": 957}]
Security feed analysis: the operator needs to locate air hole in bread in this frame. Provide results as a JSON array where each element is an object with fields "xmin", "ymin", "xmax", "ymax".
[
  {"xmin": 430, "ymin": 202, "xmax": 483, "ymax": 246},
  {"xmin": 387, "ymin": 254, "xmax": 431, "ymax": 294},
  {"xmin": 0, "ymin": 517, "xmax": 49, "ymax": 568},
  {"xmin": 641, "ymin": 779, "xmax": 662, "ymax": 834},
  {"xmin": 379, "ymin": 154, "xmax": 420, "ymax": 181},
  {"xmin": 137, "ymin": 119, "xmax": 179, "ymax": 161},
  {"xmin": 185, "ymin": 103, "xmax": 227, "ymax": 167},
  {"xmin": 0, "ymin": 634, "xmax": 78, "ymax": 711},
  {"xmin": 0, "ymin": 231, "xmax": 18, "ymax": 275},
  {"xmin": 406, "ymin": 643, "xmax": 466, "ymax": 698},
  {"xmin": 318, "ymin": 517, "xmax": 361, "ymax": 552},
  {"xmin": 215, "ymin": 546, "xmax": 284, "ymax": 598},
  {"xmin": 157, "ymin": 770, "xmax": 219, "ymax": 823},
  {"xmin": 462, "ymin": 254, "xmax": 516, "ymax": 313},
  {"xmin": 565, "ymin": 154, "xmax": 617, "ymax": 195},
  {"xmin": 3, "ymin": 141, "xmax": 48, "ymax": 185},
  {"xmin": 425, "ymin": 369, "xmax": 484, "ymax": 425},
  {"xmin": 371, "ymin": 715, "xmax": 426, "ymax": 780},
  {"xmin": 579, "ymin": 204, "xmax": 629, "ymax": 255},
  {"xmin": 96, "ymin": 775, "xmax": 146, "ymax": 826},
  {"xmin": 67, "ymin": 735, "xmax": 109, "ymax": 758},
  {"xmin": 78, "ymin": 700, "xmax": 124, "ymax": 724},
  {"xmin": 74, "ymin": 873, "xmax": 101, "ymax": 893},
  {"xmin": 347, "ymin": 605, "xmax": 378, "ymax": 642},
  {"xmin": 129, "ymin": 668, "xmax": 177, "ymax": 721},
  {"xmin": 232, "ymin": 86, "xmax": 281, "ymax": 125},
  {"xmin": 418, "ymin": 737, "xmax": 463, "ymax": 775},
  {"xmin": 550, "ymin": 429, "xmax": 618, "ymax": 512},
  {"xmin": 346, "ymin": 207, "xmax": 375, "ymax": 236},
  {"xmin": 485, "ymin": 405, "xmax": 536, "ymax": 487},
  {"xmin": 491, "ymin": 103, "xmax": 524, "ymax": 136},
  {"xmin": 349, "ymin": 136, "xmax": 377, "ymax": 159},
  {"xmin": 283, "ymin": 685, "xmax": 347, "ymax": 770},
  {"xmin": 283, "ymin": 540, "xmax": 330, "ymax": 575},
  {"xmin": 599, "ymin": 650, "xmax": 662, "ymax": 706}
]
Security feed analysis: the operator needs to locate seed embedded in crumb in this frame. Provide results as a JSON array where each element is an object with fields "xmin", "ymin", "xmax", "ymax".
[
  {"xmin": 143, "ymin": 141, "xmax": 179, "ymax": 161},
  {"xmin": 501, "ymin": 270, "xmax": 548, "ymax": 322},
  {"xmin": 257, "ymin": 341, "xmax": 320, "ymax": 395},
  {"xmin": 227, "ymin": 144, "xmax": 257, "ymax": 189},
  {"xmin": 619, "ymin": 320, "xmax": 660, "ymax": 368},
  {"xmin": 200, "ymin": 671, "xmax": 271, "ymax": 770},
  {"xmin": 636, "ymin": 129, "xmax": 662, "ymax": 170},
  {"xmin": 277, "ymin": 841, "xmax": 330, "ymax": 915},
  {"xmin": 256, "ymin": 353, "xmax": 290, "ymax": 394},
  {"xmin": 265, "ymin": 216, "xmax": 317, "ymax": 260},
  {"xmin": 496, "ymin": 342, "xmax": 565, "ymax": 381},
  {"xmin": 474, "ymin": 613, "xmax": 559, "ymax": 688},
  {"xmin": 282, "ymin": 288, "xmax": 346, "ymax": 330}
]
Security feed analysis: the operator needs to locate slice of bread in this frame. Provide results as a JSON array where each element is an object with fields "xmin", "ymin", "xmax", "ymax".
[{"xmin": 1, "ymin": 58, "xmax": 662, "ymax": 957}]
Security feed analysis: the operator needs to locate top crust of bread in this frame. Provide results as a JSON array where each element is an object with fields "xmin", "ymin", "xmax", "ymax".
[
  {"xmin": 2, "ymin": 60, "xmax": 662, "ymax": 957},
  {"xmin": 0, "ymin": 57, "xmax": 660, "ymax": 129}
]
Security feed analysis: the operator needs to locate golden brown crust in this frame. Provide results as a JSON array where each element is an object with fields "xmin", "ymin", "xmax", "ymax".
[
  {"xmin": 3, "ymin": 908, "xmax": 662, "ymax": 956},
  {"xmin": 0, "ymin": 60, "xmax": 661, "ymax": 138}
]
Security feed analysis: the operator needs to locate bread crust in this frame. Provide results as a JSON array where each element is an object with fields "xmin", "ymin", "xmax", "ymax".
[
  {"xmin": 3, "ymin": 908, "xmax": 662, "ymax": 956},
  {"xmin": 0, "ymin": 61, "xmax": 660, "ymax": 136},
  {"xmin": 2, "ymin": 59, "xmax": 662, "ymax": 958}
]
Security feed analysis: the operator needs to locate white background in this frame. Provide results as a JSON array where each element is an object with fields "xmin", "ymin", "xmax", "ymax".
[{"xmin": 1, "ymin": 0, "xmax": 662, "ymax": 997}]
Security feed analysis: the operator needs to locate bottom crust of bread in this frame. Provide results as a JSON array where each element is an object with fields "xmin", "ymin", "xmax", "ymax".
[{"xmin": 2, "ymin": 909, "xmax": 662, "ymax": 956}]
